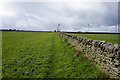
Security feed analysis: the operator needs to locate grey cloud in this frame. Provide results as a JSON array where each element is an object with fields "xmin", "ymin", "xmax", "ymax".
[{"xmin": 1, "ymin": 2, "xmax": 118, "ymax": 32}]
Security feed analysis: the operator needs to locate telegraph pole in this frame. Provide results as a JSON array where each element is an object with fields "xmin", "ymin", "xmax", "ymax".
[
  {"xmin": 57, "ymin": 24, "xmax": 60, "ymax": 32},
  {"xmin": 116, "ymin": 25, "xmax": 118, "ymax": 33},
  {"xmin": 115, "ymin": 25, "xmax": 118, "ymax": 33},
  {"xmin": 88, "ymin": 24, "xmax": 89, "ymax": 32}
]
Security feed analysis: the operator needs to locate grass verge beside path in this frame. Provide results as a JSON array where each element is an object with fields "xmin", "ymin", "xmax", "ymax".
[
  {"xmin": 47, "ymin": 33, "xmax": 105, "ymax": 78},
  {"xmin": 2, "ymin": 32, "xmax": 105, "ymax": 78}
]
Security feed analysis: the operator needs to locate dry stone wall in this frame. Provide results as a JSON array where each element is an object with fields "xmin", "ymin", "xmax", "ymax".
[{"xmin": 60, "ymin": 32, "xmax": 120, "ymax": 78}]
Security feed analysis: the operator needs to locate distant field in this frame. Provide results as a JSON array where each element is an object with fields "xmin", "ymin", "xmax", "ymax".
[
  {"xmin": 73, "ymin": 33, "xmax": 120, "ymax": 44},
  {"xmin": 2, "ymin": 32, "xmax": 105, "ymax": 78}
]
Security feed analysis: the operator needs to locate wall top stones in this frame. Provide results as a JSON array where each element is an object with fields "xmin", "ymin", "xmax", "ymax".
[{"xmin": 63, "ymin": 33, "xmax": 120, "ymax": 60}]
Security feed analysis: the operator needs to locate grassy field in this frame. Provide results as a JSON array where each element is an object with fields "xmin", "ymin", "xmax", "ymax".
[
  {"xmin": 2, "ymin": 31, "xmax": 105, "ymax": 78},
  {"xmin": 73, "ymin": 34, "xmax": 120, "ymax": 44}
]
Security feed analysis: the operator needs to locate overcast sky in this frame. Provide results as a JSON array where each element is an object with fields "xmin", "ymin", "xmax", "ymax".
[{"xmin": 0, "ymin": 1, "xmax": 118, "ymax": 32}]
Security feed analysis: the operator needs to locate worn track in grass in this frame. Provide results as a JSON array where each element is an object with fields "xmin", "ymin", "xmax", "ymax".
[{"xmin": 2, "ymin": 32, "xmax": 105, "ymax": 78}]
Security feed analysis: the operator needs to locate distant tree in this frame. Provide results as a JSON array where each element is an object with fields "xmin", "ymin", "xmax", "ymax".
[
  {"xmin": 78, "ymin": 31, "xmax": 81, "ymax": 32},
  {"xmin": 13, "ymin": 29, "xmax": 16, "ymax": 31},
  {"xmin": 9, "ymin": 29, "xmax": 12, "ymax": 31},
  {"xmin": 54, "ymin": 30, "xmax": 56, "ymax": 32}
]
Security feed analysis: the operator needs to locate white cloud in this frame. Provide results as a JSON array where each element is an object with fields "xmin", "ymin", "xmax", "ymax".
[{"xmin": 0, "ymin": 2, "xmax": 16, "ymax": 17}]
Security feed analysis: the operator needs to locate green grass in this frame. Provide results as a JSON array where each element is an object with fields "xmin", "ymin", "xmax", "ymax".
[
  {"xmin": 73, "ymin": 34, "xmax": 120, "ymax": 44},
  {"xmin": 2, "ymin": 31, "xmax": 105, "ymax": 78}
]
